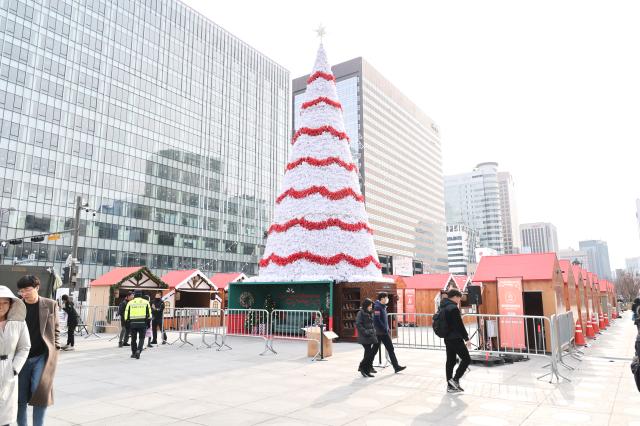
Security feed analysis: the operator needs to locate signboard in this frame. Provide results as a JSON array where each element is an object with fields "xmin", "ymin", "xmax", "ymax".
[
  {"xmin": 393, "ymin": 255, "xmax": 413, "ymax": 277},
  {"xmin": 396, "ymin": 289, "xmax": 404, "ymax": 315},
  {"xmin": 497, "ymin": 277, "xmax": 525, "ymax": 349},
  {"xmin": 404, "ymin": 288, "xmax": 416, "ymax": 323}
]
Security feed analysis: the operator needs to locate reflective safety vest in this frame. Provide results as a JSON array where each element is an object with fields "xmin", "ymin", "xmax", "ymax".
[{"xmin": 125, "ymin": 297, "xmax": 150, "ymax": 322}]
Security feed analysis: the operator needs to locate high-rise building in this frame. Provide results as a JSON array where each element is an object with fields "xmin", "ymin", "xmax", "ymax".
[
  {"xmin": 0, "ymin": 0, "xmax": 290, "ymax": 285},
  {"xmin": 445, "ymin": 162, "xmax": 504, "ymax": 253},
  {"xmin": 520, "ymin": 222, "xmax": 559, "ymax": 253},
  {"xmin": 293, "ymin": 58, "xmax": 447, "ymax": 274},
  {"xmin": 446, "ymin": 223, "xmax": 478, "ymax": 275},
  {"xmin": 557, "ymin": 247, "xmax": 591, "ymax": 271},
  {"xmin": 579, "ymin": 240, "xmax": 612, "ymax": 279},
  {"xmin": 498, "ymin": 172, "xmax": 520, "ymax": 254},
  {"xmin": 626, "ymin": 257, "xmax": 640, "ymax": 275}
]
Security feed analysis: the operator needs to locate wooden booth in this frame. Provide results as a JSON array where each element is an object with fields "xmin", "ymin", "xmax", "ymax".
[
  {"xmin": 559, "ymin": 260, "xmax": 582, "ymax": 331},
  {"xmin": 161, "ymin": 270, "xmax": 221, "ymax": 310},
  {"xmin": 210, "ymin": 272, "xmax": 248, "ymax": 310},
  {"xmin": 472, "ymin": 253, "xmax": 565, "ymax": 352},
  {"xmin": 572, "ymin": 265, "xmax": 589, "ymax": 332},
  {"xmin": 401, "ymin": 274, "xmax": 460, "ymax": 326}
]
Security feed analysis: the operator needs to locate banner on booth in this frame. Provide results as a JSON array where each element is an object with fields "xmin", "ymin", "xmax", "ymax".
[
  {"xmin": 497, "ymin": 277, "xmax": 526, "ymax": 350},
  {"xmin": 404, "ymin": 288, "xmax": 416, "ymax": 323}
]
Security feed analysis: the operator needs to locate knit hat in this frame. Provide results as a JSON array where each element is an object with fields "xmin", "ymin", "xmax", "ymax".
[{"xmin": 0, "ymin": 285, "xmax": 18, "ymax": 300}]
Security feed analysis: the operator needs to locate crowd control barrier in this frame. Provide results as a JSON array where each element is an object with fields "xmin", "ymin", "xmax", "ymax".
[
  {"xmin": 269, "ymin": 310, "xmax": 324, "ymax": 360},
  {"xmin": 222, "ymin": 309, "xmax": 274, "ymax": 355}
]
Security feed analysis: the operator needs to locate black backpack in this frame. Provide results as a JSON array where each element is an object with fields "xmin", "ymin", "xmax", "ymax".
[{"xmin": 433, "ymin": 305, "xmax": 450, "ymax": 338}]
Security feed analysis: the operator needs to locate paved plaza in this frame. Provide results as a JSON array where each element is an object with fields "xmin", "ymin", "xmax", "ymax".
[{"xmin": 42, "ymin": 313, "xmax": 639, "ymax": 426}]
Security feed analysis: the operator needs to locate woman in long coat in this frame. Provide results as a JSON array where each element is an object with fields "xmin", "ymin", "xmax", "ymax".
[
  {"xmin": 0, "ymin": 285, "xmax": 31, "ymax": 425},
  {"xmin": 355, "ymin": 298, "xmax": 378, "ymax": 378}
]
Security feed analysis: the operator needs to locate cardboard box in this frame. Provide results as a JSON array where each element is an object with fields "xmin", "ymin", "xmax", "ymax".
[{"xmin": 305, "ymin": 327, "xmax": 338, "ymax": 358}]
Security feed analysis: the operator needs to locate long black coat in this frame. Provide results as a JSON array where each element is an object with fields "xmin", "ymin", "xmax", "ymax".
[{"xmin": 355, "ymin": 309, "xmax": 378, "ymax": 345}]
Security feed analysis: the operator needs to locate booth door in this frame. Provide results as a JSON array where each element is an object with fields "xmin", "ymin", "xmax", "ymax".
[
  {"xmin": 176, "ymin": 291, "xmax": 210, "ymax": 308},
  {"xmin": 523, "ymin": 292, "xmax": 544, "ymax": 352}
]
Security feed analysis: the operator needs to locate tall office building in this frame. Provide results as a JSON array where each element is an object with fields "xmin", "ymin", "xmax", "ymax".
[
  {"xmin": 579, "ymin": 240, "xmax": 612, "ymax": 279},
  {"xmin": 0, "ymin": 0, "xmax": 290, "ymax": 285},
  {"xmin": 626, "ymin": 257, "xmax": 640, "ymax": 275},
  {"xmin": 498, "ymin": 172, "xmax": 520, "ymax": 254},
  {"xmin": 293, "ymin": 58, "xmax": 447, "ymax": 274},
  {"xmin": 445, "ymin": 162, "xmax": 504, "ymax": 253},
  {"xmin": 557, "ymin": 247, "xmax": 591, "ymax": 271},
  {"xmin": 520, "ymin": 222, "xmax": 559, "ymax": 253},
  {"xmin": 446, "ymin": 223, "xmax": 478, "ymax": 275}
]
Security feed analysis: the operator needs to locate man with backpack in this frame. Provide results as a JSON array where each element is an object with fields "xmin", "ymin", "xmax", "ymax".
[{"xmin": 434, "ymin": 289, "xmax": 471, "ymax": 393}]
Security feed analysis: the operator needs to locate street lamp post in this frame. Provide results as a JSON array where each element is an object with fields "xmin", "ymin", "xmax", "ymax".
[{"xmin": 0, "ymin": 207, "xmax": 16, "ymax": 264}]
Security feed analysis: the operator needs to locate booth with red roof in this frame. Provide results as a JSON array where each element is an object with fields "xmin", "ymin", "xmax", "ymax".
[
  {"xmin": 400, "ymin": 274, "xmax": 460, "ymax": 326},
  {"xmin": 161, "ymin": 270, "xmax": 221, "ymax": 310},
  {"xmin": 210, "ymin": 272, "xmax": 248, "ymax": 310},
  {"xmin": 89, "ymin": 266, "xmax": 168, "ymax": 307},
  {"xmin": 559, "ymin": 260, "xmax": 581, "ymax": 331},
  {"xmin": 472, "ymin": 253, "xmax": 565, "ymax": 351}
]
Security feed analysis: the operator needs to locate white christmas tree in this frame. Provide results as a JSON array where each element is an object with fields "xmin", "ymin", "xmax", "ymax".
[{"xmin": 255, "ymin": 42, "xmax": 383, "ymax": 282}]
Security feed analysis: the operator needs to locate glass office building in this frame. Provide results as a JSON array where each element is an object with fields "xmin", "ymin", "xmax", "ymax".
[
  {"xmin": 0, "ymin": 0, "xmax": 290, "ymax": 285},
  {"xmin": 293, "ymin": 58, "xmax": 447, "ymax": 274}
]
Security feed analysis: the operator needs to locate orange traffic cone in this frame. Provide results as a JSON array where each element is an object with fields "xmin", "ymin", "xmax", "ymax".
[
  {"xmin": 592, "ymin": 315, "xmax": 600, "ymax": 334},
  {"xmin": 599, "ymin": 313, "xmax": 606, "ymax": 329},
  {"xmin": 575, "ymin": 320, "xmax": 586, "ymax": 346},
  {"xmin": 604, "ymin": 314, "xmax": 609, "ymax": 327},
  {"xmin": 585, "ymin": 318, "xmax": 595, "ymax": 338}
]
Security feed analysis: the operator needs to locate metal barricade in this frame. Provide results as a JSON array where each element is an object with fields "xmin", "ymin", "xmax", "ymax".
[
  {"xmin": 553, "ymin": 311, "xmax": 581, "ymax": 371},
  {"xmin": 222, "ymin": 309, "xmax": 273, "ymax": 355},
  {"xmin": 269, "ymin": 310, "xmax": 323, "ymax": 360},
  {"xmin": 388, "ymin": 313, "xmax": 444, "ymax": 350},
  {"xmin": 161, "ymin": 308, "xmax": 224, "ymax": 349}
]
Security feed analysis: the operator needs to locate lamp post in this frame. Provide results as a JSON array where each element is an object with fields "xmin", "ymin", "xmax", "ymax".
[{"xmin": 0, "ymin": 208, "xmax": 16, "ymax": 264}]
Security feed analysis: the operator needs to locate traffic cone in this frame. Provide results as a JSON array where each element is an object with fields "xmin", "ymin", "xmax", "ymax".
[
  {"xmin": 585, "ymin": 317, "xmax": 595, "ymax": 338},
  {"xmin": 599, "ymin": 313, "xmax": 606, "ymax": 330},
  {"xmin": 592, "ymin": 314, "xmax": 600, "ymax": 334},
  {"xmin": 604, "ymin": 314, "xmax": 609, "ymax": 327},
  {"xmin": 575, "ymin": 320, "xmax": 586, "ymax": 346}
]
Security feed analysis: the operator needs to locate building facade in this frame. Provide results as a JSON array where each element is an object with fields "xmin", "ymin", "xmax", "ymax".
[
  {"xmin": 498, "ymin": 171, "xmax": 519, "ymax": 254},
  {"xmin": 520, "ymin": 222, "xmax": 559, "ymax": 254},
  {"xmin": 625, "ymin": 257, "xmax": 640, "ymax": 275},
  {"xmin": 579, "ymin": 240, "xmax": 612, "ymax": 279},
  {"xmin": 0, "ymin": 0, "xmax": 290, "ymax": 285},
  {"xmin": 446, "ymin": 223, "xmax": 478, "ymax": 275},
  {"xmin": 293, "ymin": 58, "xmax": 447, "ymax": 274},
  {"xmin": 557, "ymin": 247, "xmax": 592, "ymax": 271},
  {"xmin": 445, "ymin": 162, "xmax": 504, "ymax": 253}
]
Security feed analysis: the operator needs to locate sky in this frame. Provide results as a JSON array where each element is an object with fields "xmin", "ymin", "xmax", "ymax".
[{"xmin": 183, "ymin": 0, "xmax": 640, "ymax": 270}]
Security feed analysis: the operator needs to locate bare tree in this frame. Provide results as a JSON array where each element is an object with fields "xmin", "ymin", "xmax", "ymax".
[{"xmin": 616, "ymin": 271, "xmax": 640, "ymax": 302}]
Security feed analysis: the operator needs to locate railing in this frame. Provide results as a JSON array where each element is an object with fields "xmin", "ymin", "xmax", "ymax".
[
  {"xmin": 388, "ymin": 313, "xmax": 444, "ymax": 350},
  {"xmin": 163, "ymin": 308, "xmax": 226, "ymax": 349},
  {"xmin": 222, "ymin": 309, "xmax": 274, "ymax": 355},
  {"xmin": 269, "ymin": 310, "xmax": 323, "ymax": 360}
]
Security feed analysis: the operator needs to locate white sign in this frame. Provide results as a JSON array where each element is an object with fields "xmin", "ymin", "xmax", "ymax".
[{"xmin": 393, "ymin": 255, "xmax": 413, "ymax": 277}]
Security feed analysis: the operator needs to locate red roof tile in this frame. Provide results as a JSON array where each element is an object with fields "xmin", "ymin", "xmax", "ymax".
[
  {"xmin": 473, "ymin": 253, "xmax": 558, "ymax": 282},
  {"xmin": 403, "ymin": 274, "xmax": 453, "ymax": 290},
  {"xmin": 90, "ymin": 267, "xmax": 148, "ymax": 287},
  {"xmin": 161, "ymin": 270, "xmax": 199, "ymax": 289},
  {"xmin": 558, "ymin": 260, "xmax": 575, "ymax": 284},
  {"xmin": 210, "ymin": 272, "xmax": 246, "ymax": 290}
]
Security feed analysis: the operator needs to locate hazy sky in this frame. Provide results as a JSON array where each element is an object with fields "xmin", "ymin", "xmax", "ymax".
[{"xmin": 183, "ymin": 0, "xmax": 640, "ymax": 270}]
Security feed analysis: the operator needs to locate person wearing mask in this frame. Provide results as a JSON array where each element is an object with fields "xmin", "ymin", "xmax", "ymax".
[
  {"xmin": 150, "ymin": 292, "xmax": 165, "ymax": 346},
  {"xmin": 373, "ymin": 292, "xmax": 406, "ymax": 373},
  {"xmin": 118, "ymin": 292, "xmax": 134, "ymax": 348},
  {"xmin": 16, "ymin": 275, "xmax": 59, "ymax": 426},
  {"xmin": 439, "ymin": 289, "xmax": 471, "ymax": 393},
  {"xmin": 0, "ymin": 285, "xmax": 31, "ymax": 426},
  {"xmin": 355, "ymin": 298, "xmax": 377, "ymax": 378},
  {"xmin": 124, "ymin": 291, "xmax": 151, "ymax": 359},
  {"xmin": 60, "ymin": 295, "xmax": 78, "ymax": 351}
]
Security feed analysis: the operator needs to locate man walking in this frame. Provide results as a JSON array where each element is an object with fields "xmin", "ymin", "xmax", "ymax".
[
  {"xmin": 373, "ymin": 292, "xmax": 406, "ymax": 373},
  {"xmin": 60, "ymin": 294, "xmax": 78, "ymax": 351},
  {"xmin": 124, "ymin": 290, "xmax": 151, "ymax": 359},
  {"xmin": 150, "ymin": 291, "xmax": 165, "ymax": 346},
  {"xmin": 16, "ymin": 275, "xmax": 59, "ymax": 426},
  {"xmin": 118, "ymin": 291, "xmax": 133, "ymax": 347},
  {"xmin": 439, "ymin": 289, "xmax": 471, "ymax": 393}
]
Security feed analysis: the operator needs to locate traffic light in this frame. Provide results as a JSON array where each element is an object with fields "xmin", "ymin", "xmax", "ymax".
[
  {"xmin": 62, "ymin": 266, "xmax": 70, "ymax": 284},
  {"xmin": 9, "ymin": 239, "xmax": 22, "ymax": 245},
  {"xmin": 30, "ymin": 236, "xmax": 45, "ymax": 242}
]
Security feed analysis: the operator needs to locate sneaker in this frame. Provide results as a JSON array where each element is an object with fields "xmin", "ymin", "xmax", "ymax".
[
  {"xmin": 448, "ymin": 379, "xmax": 464, "ymax": 392},
  {"xmin": 130, "ymin": 354, "xmax": 136, "ymax": 359},
  {"xmin": 394, "ymin": 366, "xmax": 407, "ymax": 373},
  {"xmin": 447, "ymin": 385, "xmax": 462, "ymax": 393},
  {"xmin": 62, "ymin": 346, "xmax": 75, "ymax": 351},
  {"xmin": 118, "ymin": 342, "xmax": 123, "ymax": 348},
  {"xmin": 369, "ymin": 368, "xmax": 377, "ymax": 374},
  {"xmin": 135, "ymin": 351, "xmax": 141, "ymax": 359},
  {"xmin": 123, "ymin": 343, "xmax": 131, "ymax": 347}
]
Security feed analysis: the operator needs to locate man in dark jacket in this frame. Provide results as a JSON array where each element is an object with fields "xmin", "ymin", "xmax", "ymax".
[
  {"xmin": 118, "ymin": 292, "xmax": 134, "ymax": 347},
  {"xmin": 441, "ymin": 289, "xmax": 471, "ymax": 393},
  {"xmin": 60, "ymin": 294, "xmax": 78, "ymax": 351},
  {"xmin": 373, "ymin": 292, "xmax": 406, "ymax": 373},
  {"xmin": 150, "ymin": 291, "xmax": 164, "ymax": 346}
]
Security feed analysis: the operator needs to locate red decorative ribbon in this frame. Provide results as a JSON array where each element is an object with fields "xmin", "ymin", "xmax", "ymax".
[
  {"xmin": 292, "ymin": 126, "xmax": 350, "ymax": 145},
  {"xmin": 276, "ymin": 186, "xmax": 364, "ymax": 204},
  {"xmin": 260, "ymin": 252, "xmax": 382, "ymax": 269},
  {"xmin": 268, "ymin": 218, "xmax": 373, "ymax": 234},
  {"xmin": 307, "ymin": 71, "xmax": 336, "ymax": 84},
  {"xmin": 302, "ymin": 96, "xmax": 342, "ymax": 110},
  {"xmin": 286, "ymin": 156, "xmax": 357, "ymax": 172}
]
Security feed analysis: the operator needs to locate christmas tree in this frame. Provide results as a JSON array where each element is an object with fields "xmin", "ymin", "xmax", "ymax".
[{"xmin": 255, "ymin": 42, "xmax": 382, "ymax": 283}]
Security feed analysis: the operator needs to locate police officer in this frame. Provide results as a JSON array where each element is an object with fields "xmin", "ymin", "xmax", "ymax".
[{"xmin": 124, "ymin": 290, "xmax": 151, "ymax": 359}]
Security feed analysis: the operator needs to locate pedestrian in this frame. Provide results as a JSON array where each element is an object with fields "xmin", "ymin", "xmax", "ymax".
[
  {"xmin": 118, "ymin": 292, "xmax": 134, "ymax": 348},
  {"xmin": 143, "ymin": 294, "xmax": 153, "ymax": 348},
  {"xmin": 0, "ymin": 285, "xmax": 31, "ymax": 426},
  {"xmin": 355, "ymin": 298, "xmax": 378, "ymax": 378},
  {"xmin": 373, "ymin": 292, "xmax": 406, "ymax": 373},
  {"xmin": 16, "ymin": 275, "xmax": 60, "ymax": 426},
  {"xmin": 60, "ymin": 295, "xmax": 78, "ymax": 351},
  {"xmin": 150, "ymin": 291, "xmax": 165, "ymax": 346},
  {"xmin": 439, "ymin": 289, "xmax": 471, "ymax": 393},
  {"xmin": 124, "ymin": 290, "xmax": 151, "ymax": 359}
]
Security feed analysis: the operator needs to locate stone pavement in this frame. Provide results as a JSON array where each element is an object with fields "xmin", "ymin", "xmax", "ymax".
[{"xmin": 36, "ymin": 313, "xmax": 640, "ymax": 426}]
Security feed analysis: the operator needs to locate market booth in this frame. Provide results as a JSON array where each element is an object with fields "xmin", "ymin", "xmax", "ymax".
[
  {"xmin": 401, "ymin": 274, "xmax": 460, "ymax": 326},
  {"xmin": 472, "ymin": 253, "xmax": 565, "ymax": 352},
  {"xmin": 559, "ymin": 260, "xmax": 581, "ymax": 331},
  {"xmin": 572, "ymin": 265, "xmax": 590, "ymax": 335},
  {"xmin": 210, "ymin": 272, "xmax": 248, "ymax": 310},
  {"xmin": 161, "ymin": 270, "xmax": 221, "ymax": 310}
]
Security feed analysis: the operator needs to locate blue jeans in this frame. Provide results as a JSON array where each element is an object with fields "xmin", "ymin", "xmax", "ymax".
[{"xmin": 17, "ymin": 354, "xmax": 47, "ymax": 426}]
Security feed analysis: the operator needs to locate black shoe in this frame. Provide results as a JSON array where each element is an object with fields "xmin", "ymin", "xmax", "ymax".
[
  {"xmin": 123, "ymin": 343, "xmax": 130, "ymax": 347},
  {"xmin": 448, "ymin": 379, "xmax": 464, "ymax": 391},
  {"xmin": 118, "ymin": 342, "xmax": 123, "ymax": 348},
  {"xmin": 447, "ymin": 384, "xmax": 462, "ymax": 393},
  {"xmin": 130, "ymin": 354, "xmax": 136, "ymax": 358},
  {"xmin": 394, "ymin": 366, "xmax": 407, "ymax": 373},
  {"xmin": 369, "ymin": 368, "xmax": 377, "ymax": 374},
  {"xmin": 151, "ymin": 341, "xmax": 158, "ymax": 345},
  {"xmin": 147, "ymin": 344, "xmax": 154, "ymax": 348},
  {"xmin": 135, "ymin": 351, "xmax": 141, "ymax": 359}
]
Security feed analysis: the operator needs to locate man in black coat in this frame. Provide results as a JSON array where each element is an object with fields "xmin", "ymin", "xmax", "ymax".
[
  {"xmin": 118, "ymin": 292, "xmax": 134, "ymax": 347},
  {"xmin": 373, "ymin": 292, "xmax": 406, "ymax": 373},
  {"xmin": 440, "ymin": 289, "xmax": 471, "ymax": 393}
]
